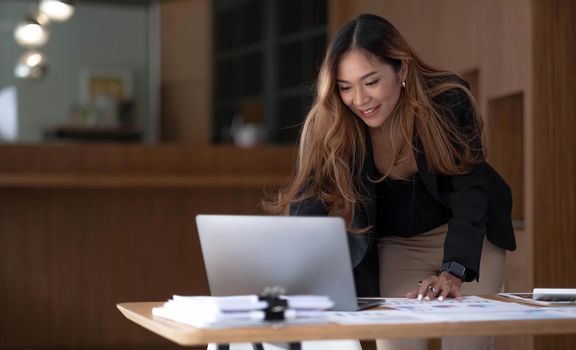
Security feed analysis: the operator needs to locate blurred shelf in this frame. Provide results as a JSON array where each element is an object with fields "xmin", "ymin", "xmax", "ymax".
[{"xmin": 44, "ymin": 125, "xmax": 142, "ymax": 143}]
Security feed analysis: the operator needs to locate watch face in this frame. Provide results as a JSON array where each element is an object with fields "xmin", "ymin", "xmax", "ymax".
[
  {"xmin": 443, "ymin": 262, "xmax": 466, "ymax": 279},
  {"xmin": 452, "ymin": 264, "xmax": 466, "ymax": 277}
]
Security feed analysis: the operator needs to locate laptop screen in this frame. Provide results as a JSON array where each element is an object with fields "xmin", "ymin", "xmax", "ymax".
[{"xmin": 196, "ymin": 215, "xmax": 359, "ymax": 311}]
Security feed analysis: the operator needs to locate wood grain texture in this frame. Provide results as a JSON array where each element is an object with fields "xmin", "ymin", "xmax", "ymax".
[
  {"xmin": 0, "ymin": 144, "xmax": 295, "ymax": 175},
  {"xmin": 532, "ymin": 0, "xmax": 576, "ymax": 349},
  {"xmin": 118, "ymin": 301, "xmax": 576, "ymax": 346},
  {"xmin": 0, "ymin": 187, "xmax": 271, "ymax": 349},
  {"xmin": 0, "ymin": 145, "xmax": 295, "ymax": 349},
  {"xmin": 0, "ymin": 174, "xmax": 290, "ymax": 189},
  {"xmin": 531, "ymin": 0, "xmax": 576, "ymax": 293}
]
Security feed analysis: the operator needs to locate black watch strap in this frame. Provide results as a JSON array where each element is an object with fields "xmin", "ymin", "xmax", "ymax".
[{"xmin": 440, "ymin": 261, "xmax": 467, "ymax": 281}]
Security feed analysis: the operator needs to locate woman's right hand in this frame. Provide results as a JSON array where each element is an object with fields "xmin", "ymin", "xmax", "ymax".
[{"xmin": 405, "ymin": 272, "xmax": 463, "ymax": 301}]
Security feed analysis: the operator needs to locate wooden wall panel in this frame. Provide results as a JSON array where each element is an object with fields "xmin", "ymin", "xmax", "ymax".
[
  {"xmin": 532, "ymin": 0, "xmax": 576, "ymax": 293},
  {"xmin": 0, "ymin": 144, "xmax": 295, "ymax": 175},
  {"xmin": 161, "ymin": 81, "xmax": 209, "ymax": 143},
  {"xmin": 461, "ymin": 69, "xmax": 479, "ymax": 102},
  {"xmin": 0, "ymin": 187, "xmax": 269, "ymax": 349},
  {"xmin": 487, "ymin": 93, "xmax": 524, "ymax": 221},
  {"xmin": 328, "ymin": 0, "xmax": 354, "ymax": 35},
  {"xmin": 532, "ymin": 0, "xmax": 576, "ymax": 349},
  {"xmin": 0, "ymin": 144, "xmax": 295, "ymax": 349},
  {"xmin": 160, "ymin": 0, "xmax": 212, "ymax": 144}
]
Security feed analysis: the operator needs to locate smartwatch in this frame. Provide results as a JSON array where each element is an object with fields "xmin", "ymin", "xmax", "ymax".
[{"xmin": 440, "ymin": 261, "xmax": 467, "ymax": 281}]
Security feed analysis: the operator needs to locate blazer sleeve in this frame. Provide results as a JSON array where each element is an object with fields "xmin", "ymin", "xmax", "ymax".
[
  {"xmin": 443, "ymin": 166, "xmax": 487, "ymax": 281},
  {"xmin": 288, "ymin": 191, "xmax": 380, "ymax": 296},
  {"xmin": 288, "ymin": 187, "xmax": 374, "ymax": 267},
  {"xmin": 438, "ymin": 88, "xmax": 487, "ymax": 281}
]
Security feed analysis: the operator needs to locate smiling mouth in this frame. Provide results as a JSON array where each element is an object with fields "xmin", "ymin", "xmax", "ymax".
[{"xmin": 360, "ymin": 105, "xmax": 380, "ymax": 117}]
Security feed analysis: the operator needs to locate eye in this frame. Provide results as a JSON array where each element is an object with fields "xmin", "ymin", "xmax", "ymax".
[
  {"xmin": 338, "ymin": 85, "xmax": 351, "ymax": 92},
  {"xmin": 366, "ymin": 79, "xmax": 379, "ymax": 86}
]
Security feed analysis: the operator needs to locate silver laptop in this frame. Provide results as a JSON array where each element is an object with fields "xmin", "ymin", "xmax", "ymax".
[{"xmin": 196, "ymin": 215, "xmax": 379, "ymax": 311}]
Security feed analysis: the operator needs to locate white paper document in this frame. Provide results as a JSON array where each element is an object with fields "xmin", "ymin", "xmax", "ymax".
[
  {"xmin": 444, "ymin": 309, "xmax": 576, "ymax": 322},
  {"xmin": 328, "ymin": 310, "xmax": 442, "ymax": 324},
  {"xmin": 383, "ymin": 296, "xmax": 529, "ymax": 313},
  {"xmin": 329, "ymin": 296, "xmax": 576, "ymax": 325},
  {"xmin": 153, "ymin": 295, "xmax": 576, "ymax": 328}
]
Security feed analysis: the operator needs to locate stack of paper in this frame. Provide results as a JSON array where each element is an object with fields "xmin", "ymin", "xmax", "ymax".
[{"xmin": 152, "ymin": 295, "xmax": 333, "ymax": 328}]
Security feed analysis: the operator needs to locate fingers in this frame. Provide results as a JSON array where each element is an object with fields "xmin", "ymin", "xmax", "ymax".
[
  {"xmin": 415, "ymin": 275, "xmax": 463, "ymax": 302},
  {"xmin": 423, "ymin": 284, "xmax": 441, "ymax": 301},
  {"xmin": 438, "ymin": 286, "xmax": 451, "ymax": 302},
  {"xmin": 452, "ymin": 287, "xmax": 463, "ymax": 300},
  {"xmin": 406, "ymin": 290, "xmax": 419, "ymax": 299},
  {"xmin": 416, "ymin": 278, "xmax": 437, "ymax": 301}
]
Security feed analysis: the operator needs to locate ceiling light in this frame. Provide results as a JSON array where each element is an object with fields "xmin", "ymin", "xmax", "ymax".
[
  {"xmin": 15, "ymin": 51, "xmax": 48, "ymax": 79},
  {"xmin": 39, "ymin": 0, "xmax": 75, "ymax": 22},
  {"xmin": 26, "ymin": 52, "xmax": 44, "ymax": 67},
  {"xmin": 13, "ymin": 15, "xmax": 49, "ymax": 48}
]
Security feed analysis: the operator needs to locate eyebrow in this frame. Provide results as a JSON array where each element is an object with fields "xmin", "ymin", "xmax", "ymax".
[{"xmin": 336, "ymin": 71, "xmax": 378, "ymax": 84}]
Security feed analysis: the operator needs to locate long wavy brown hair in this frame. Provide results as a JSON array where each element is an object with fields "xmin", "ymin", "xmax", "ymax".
[{"xmin": 264, "ymin": 14, "xmax": 485, "ymax": 231}]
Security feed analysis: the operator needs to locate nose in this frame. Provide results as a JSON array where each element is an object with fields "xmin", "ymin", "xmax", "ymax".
[{"xmin": 353, "ymin": 87, "xmax": 369, "ymax": 106}]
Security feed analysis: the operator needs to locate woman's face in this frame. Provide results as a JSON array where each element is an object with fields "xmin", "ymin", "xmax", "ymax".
[{"xmin": 336, "ymin": 50, "xmax": 406, "ymax": 131}]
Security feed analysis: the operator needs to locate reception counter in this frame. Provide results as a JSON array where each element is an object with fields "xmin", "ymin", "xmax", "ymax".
[{"xmin": 0, "ymin": 144, "xmax": 294, "ymax": 350}]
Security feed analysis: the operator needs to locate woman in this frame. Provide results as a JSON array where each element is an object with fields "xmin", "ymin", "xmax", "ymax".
[{"xmin": 266, "ymin": 14, "xmax": 515, "ymax": 350}]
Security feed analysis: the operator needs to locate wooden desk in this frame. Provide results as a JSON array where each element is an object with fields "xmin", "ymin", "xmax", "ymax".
[{"xmin": 117, "ymin": 301, "xmax": 576, "ymax": 347}]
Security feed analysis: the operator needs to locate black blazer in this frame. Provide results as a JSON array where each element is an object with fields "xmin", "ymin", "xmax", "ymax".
[{"xmin": 290, "ymin": 88, "xmax": 516, "ymax": 297}]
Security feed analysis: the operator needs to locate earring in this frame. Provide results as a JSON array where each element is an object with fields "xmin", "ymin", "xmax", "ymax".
[{"xmin": 401, "ymin": 81, "xmax": 406, "ymax": 88}]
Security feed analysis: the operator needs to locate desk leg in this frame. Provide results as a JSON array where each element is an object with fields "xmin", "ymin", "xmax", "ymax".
[{"xmin": 288, "ymin": 343, "xmax": 302, "ymax": 350}]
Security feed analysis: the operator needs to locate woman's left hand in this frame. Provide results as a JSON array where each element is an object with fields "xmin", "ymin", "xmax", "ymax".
[{"xmin": 405, "ymin": 271, "xmax": 463, "ymax": 301}]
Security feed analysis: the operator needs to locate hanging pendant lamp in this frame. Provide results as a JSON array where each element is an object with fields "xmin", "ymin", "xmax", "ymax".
[
  {"xmin": 13, "ymin": 13, "xmax": 50, "ymax": 48},
  {"xmin": 39, "ymin": 0, "xmax": 75, "ymax": 22},
  {"xmin": 15, "ymin": 50, "xmax": 48, "ymax": 79}
]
